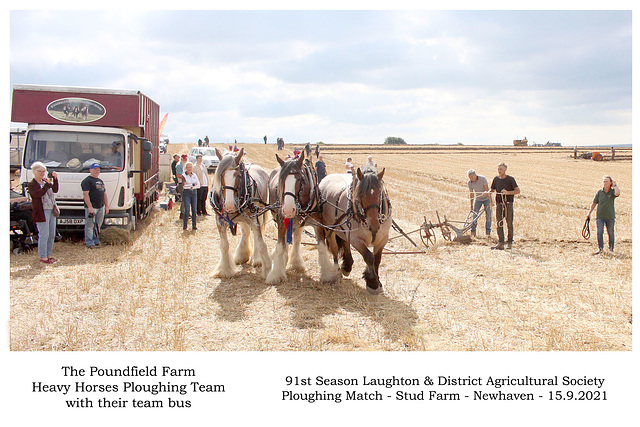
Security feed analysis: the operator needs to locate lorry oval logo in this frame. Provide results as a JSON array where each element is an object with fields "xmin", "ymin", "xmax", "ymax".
[{"xmin": 46, "ymin": 97, "xmax": 106, "ymax": 123}]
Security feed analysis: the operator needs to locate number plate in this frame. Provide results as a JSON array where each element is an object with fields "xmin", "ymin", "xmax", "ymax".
[{"xmin": 57, "ymin": 218, "xmax": 85, "ymax": 225}]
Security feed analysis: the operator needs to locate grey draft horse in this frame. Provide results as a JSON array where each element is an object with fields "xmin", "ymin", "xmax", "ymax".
[
  {"xmin": 266, "ymin": 152, "xmax": 330, "ymax": 284},
  {"xmin": 210, "ymin": 148, "xmax": 271, "ymax": 278},
  {"xmin": 317, "ymin": 166, "xmax": 392, "ymax": 294}
]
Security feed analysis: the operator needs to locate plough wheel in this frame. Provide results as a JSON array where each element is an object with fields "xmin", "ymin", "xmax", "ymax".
[
  {"xmin": 441, "ymin": 225, "xmax": 453, "ymax": 241},
  {"xmin": 420, "ymin": 226, "xmax": 436, "ymax": 248}
]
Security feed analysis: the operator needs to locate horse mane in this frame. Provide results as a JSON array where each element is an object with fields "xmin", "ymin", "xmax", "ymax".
[
  {"xmin": 213, "ymin": 153, "xmax": 240, "ymax": 194},
  {"xmin": 355, "ymin": 166, "xmax": 382, "ymax": 199}
]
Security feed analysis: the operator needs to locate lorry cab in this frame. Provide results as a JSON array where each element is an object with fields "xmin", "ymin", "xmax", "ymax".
[{"xmin": 20, "ymin": 124, "xmax": 142, "ymax": 230}]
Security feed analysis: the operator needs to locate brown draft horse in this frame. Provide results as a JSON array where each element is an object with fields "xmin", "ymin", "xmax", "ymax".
[{"xmin": 317, "ymin": 166, "xmax": 392, "ymax": 294}]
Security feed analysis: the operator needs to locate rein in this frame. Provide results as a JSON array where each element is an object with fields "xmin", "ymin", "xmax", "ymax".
[
  {"xmin": 582, "ymin": 216, "xmax": 591, "ymax": 239},
  {"xmin": 210, "ymin": 162, "xmax": 269, "ymax": 232}
]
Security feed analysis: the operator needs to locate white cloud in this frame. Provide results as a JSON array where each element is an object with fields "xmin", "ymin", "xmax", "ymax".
[{"xmin": 9, "ymin": 10, "xmax": 631, "ymax": 146}]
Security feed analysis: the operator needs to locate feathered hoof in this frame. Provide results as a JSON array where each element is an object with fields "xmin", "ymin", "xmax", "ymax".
[
  {"xmin": 266, "ymin": 270, "xmax": 286, "ymax": 285},
  {"xmin": 234, "ymin": 254, "xmax": 251, "ymax": 265},
  {"xmin": 249, "ymin": 256, "xmax": 262, "ymax": 267},
  {"xmin": 213, "ymin": 262, "xmax": 238, "ymax": 278},
  {"xmin": 320, "ymin": 273, "xmax": 340, "ymax": 284},
  {"xmin": 366, "ymin": 285, "xmax": 383, "ymax": 295}
]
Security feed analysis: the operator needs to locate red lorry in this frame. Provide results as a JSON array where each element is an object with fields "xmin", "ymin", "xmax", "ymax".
[{"xmin": 12, "ymin": 84, "xmax": 161, "ymax": 231}]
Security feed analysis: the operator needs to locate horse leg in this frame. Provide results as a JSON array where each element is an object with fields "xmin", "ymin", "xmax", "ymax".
[
  {"xmin": 336, "ymin": 235, "xmax": 353, "ymax": 276},
  {"xmin": 213, "ymin": 225, "xmax": 237, "ymax": 278},
  {"xmin": 315, "ymin": 226, "xmax": 339, "ymax": 283},
  {"xmin": 234, "ymin": 222, "xmax": 252, "ymax": 264},
  {"xmin": 249, "ymin": 221, "xmax": 271, "ymax": 279},
  {"xmin": 351, "ymin": 239, "xmax": 382, "ymax": 295},
  {"xmin": 287, "ymin": 226, "xmax": 305, "ymax": 272},
  {"xmin": 373, "ymin": 234, "xmax": 388, "ymax": 278},
  {"xmin": 266, "ymin": 226, "xmax": 288, "ymax": 284},
  {"xmin": 325, "ymin": 231, "xmax": 340, "ymax": 265}
]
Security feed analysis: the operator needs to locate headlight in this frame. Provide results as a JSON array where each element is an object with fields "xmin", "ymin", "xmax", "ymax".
[{"xmin": 104, "ymin": 217, "xmax": 128, "ymax": 226}]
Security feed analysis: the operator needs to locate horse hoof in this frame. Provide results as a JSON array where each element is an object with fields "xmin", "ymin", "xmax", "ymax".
[
  {"xmin": 366, "ymin": 285, "xmax": 383, "ymax": 295},
  {"xmin": 341, "ymin": 268, "xmax": 351, "ymax": 277}
]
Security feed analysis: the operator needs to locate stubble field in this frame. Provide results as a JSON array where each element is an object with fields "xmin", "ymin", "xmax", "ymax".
[{"xmin": 8, "ymin": 143, "xmax": 632, "ymax": 351}]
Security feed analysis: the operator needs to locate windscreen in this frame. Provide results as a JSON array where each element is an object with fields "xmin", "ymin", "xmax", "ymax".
[{"xmin": 23, "ymin": 130, "xmax": 125, "ymax": 171}]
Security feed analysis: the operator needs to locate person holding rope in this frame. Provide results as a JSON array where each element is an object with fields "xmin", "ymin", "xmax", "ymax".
[
  {"xmin": 586, "ymin": 175, "xmax": 620, "ymax": 255},
  {"xmin": 467, "ymin": 169, "xmax": 491, "ymax": 238},
  {"xmin": 490, "ymin": 162, "xmax": 520, "ymax": 250}
]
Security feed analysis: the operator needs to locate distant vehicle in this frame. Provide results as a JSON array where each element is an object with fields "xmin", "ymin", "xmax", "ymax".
[
  {"xmin": 159, "ymin": 134, "xmax": 169, "ymax": 153},
  {"xmin": 513, "ymin": 137, "xmax": 528, "ymax": 146},
  {"xmin": 188, "ymin": 147, "xmax": 219, "ymax": 171}
]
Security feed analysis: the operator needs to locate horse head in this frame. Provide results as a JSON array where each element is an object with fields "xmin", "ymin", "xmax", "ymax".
[
  {"xmin": 276, "ymin": 151, "xmax": 311, "ymax": 219},
  {"xmin": 214, "ymin": 147, "xmax": 245, "ymax": 213},
  {"xmin": 355, "ymin": 166, "xmax": 386, "ymax": 239}
]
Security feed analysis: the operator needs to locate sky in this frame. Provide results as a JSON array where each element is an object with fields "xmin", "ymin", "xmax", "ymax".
[{"xmin": 8, "ymin": 9, "xmax": 632, "ymax": 146}]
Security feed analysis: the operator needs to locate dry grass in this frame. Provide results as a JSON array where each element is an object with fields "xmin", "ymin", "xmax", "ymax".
[{"xmin": 9, "ymin": 143, "xmax": 632, "ymax": 351}]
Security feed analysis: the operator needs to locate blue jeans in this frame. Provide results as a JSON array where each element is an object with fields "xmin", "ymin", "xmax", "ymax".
[
  {"xmin": 472, "ymin": 198, "xmax": 492, "ymax": 234},
  {"xmin": 182, "ymin": 189, "xmax": 197, "ymax": 229},
  {"xmin": 36, "ymin": 208, "xmax": 56, "ymax": 258},
  {"xmin": 596, "ymin": 218, "xmax": 615, "ymax": 251},
  {"xmin": 85, "ymin": 206, "xmax": 105, "ymax": 247}
]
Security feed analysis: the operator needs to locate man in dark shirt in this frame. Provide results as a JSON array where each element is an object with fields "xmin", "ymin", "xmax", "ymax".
[
  {"xmin": 490, "ymin": 162, "xmax": 520, "ymax": 250},
  {"xmin": 81, "ymin": 163, "xmax": 108, "ymax": 248},
  {"xmin": 315, "ymin": 155, "xmax": 327, "ymax": 182},
  {"xmin": 171, "ymin": 154, "xmax": 179, "ymax": 184}
]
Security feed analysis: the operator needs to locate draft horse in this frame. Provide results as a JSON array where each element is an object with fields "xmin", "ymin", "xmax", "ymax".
[
  {"xmin": 210, "ymin": 148, "xmax": 271, "ymax": 278},
  {"xmin": 317, "ymin": 166, "xmax": 392, "ymax": 294},
  {"xmin": 266, "ymin": 152, "xmax": 331, "ymax": 284}
]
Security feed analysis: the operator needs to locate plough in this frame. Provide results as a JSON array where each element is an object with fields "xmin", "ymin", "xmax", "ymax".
[
  {"xmin": 390, "ymin": 205, "xmax": 487, "ymax": 249},
  {"xmin": 302, "ymin": 206, "xmax": 488, "ymax": 254}
]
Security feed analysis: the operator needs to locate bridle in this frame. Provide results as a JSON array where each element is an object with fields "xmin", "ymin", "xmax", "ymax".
[
  {"xmin": 279, "ymin": 160, "xmax": 320, "ymax": 217},
  {"xmin": 211, "ymin": 162, "xmax": 264, "ymax": 226},
  {"xmin": 351, "ymin": 173, "xmax": 391, "ymax": 225}
]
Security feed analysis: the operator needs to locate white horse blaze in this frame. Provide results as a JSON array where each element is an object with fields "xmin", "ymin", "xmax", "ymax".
[
  {"xmin": 223, "ymin": 169, "xmax": 237, "ymax": 212},
  {"xmin": 282, "ymin": 174, "xmax": 297, "ymax": 218}
]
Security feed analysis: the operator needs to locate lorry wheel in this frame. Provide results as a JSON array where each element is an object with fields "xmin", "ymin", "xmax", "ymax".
[{"xmin": 595, "ymin": 154, "xmax": 603, "ymax": 161}]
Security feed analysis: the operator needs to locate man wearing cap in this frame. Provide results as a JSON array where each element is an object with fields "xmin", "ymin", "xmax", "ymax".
[
  {"xmin": 467, "ymin": 169, "xmax": 491, "ymax": 238},
  {"xmin": 175, "ymin": 154, "xmax": 188, "ymax": 218},
  {"xmin": 81, "ymin": 163, "xmax": 109, "ymax": 249}
]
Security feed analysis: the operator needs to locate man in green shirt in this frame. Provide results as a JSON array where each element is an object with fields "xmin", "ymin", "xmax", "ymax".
[{"xmin": 587, "ymin": 175, "xmax": 621, "ymax": 255}]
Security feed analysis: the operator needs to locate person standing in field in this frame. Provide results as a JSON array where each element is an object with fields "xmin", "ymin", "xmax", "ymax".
[
  {"xmin": 171, "ymin": 154, "xmax": 179, "ymax": 184},
  {"xmin": 345, "ymin": 157, "xmax": 354, "ymax": 174},
  {"xmin": 490, "ymin": 162, "xmax": 520, "ymax": 250},
  {"xmin": 467, "ymin": 169, "xmax": 491, "ymax": 238},
  {"xmin": 176, "ymin": 154, "xmax": 188, "ymax": 219},
  {"xmin": 586, "ymin": 175, "xmax": 620, "ymax": 255},
  {"xmin": 365, "ymin": 155, "xmax": 377, "ymax": 171},
  {"xmin": 181, "ymin": 162, "xmax": 201, "ymax": 231},
  {"xmin": 27, "ymin": 161, "xmax": 59, "ymax": 263},
  {"xmin": 315, "ymin": 155, "xmax": 327, "ymax": 182},
  {"xmin": 81, "ymin": 163, "xmax": 109, "ymax": 249}
]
